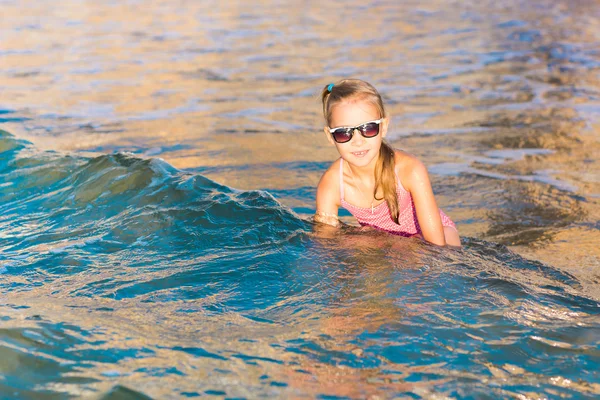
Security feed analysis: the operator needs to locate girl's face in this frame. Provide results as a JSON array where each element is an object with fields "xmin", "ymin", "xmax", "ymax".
[{"xmin": 325, "ymin": 99, "xmax": 388, "ymax": 169}]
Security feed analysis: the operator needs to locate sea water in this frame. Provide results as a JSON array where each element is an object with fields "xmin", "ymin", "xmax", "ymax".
[
  {"xmin": 1, "ymin": 130, "xmax": 598, "ymax": 398},
  {"xmin": 2, "ymin": 0, "xmax": 600, "ymax": 398}
]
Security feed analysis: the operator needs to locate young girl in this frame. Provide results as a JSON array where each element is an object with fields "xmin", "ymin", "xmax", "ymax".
[{"xmin": 314, "ymin": 79, "xmax": 461, "ymax": 247}]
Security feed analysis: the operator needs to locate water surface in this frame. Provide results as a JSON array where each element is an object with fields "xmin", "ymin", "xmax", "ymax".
[{"xmin": 1, "ymin": 0, "xmax": 600, "ymax": 398}]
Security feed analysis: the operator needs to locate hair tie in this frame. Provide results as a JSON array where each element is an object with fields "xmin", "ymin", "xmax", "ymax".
[{"xmin": 327, "ymin": 83, "xmax": 334, "ymax": 92}]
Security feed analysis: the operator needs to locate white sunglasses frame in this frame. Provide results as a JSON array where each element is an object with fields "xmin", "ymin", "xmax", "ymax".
[{"xmin": 328, "ymin": 119, "xmax": 382, "ymax": 142}]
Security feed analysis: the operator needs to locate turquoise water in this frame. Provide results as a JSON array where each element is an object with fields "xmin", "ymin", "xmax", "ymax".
[
  {"xmin": 2, "ymin": 0, "xmax": 600, "ymax": 397},
  {"xmin": 1, "ymin": 130, "xmax": 598, "ymax": 398}
]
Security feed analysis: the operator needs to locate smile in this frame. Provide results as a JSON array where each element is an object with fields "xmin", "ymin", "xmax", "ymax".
[{"xmin": 351, "ymin": 150, "xmax": 369, "ymax": 157}]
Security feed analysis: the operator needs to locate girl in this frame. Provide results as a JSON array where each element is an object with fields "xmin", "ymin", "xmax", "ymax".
[{"xmin": 314, "ymin": 79, "xmax": 461, "ymax": 247}]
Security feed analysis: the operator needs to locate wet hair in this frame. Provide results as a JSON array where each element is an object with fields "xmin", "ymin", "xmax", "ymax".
[{"xmin": 321, "ymin": 79, "xmax": 399, "ymax": 223}]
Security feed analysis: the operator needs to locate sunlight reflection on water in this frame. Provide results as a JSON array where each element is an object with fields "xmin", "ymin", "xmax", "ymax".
[{"xmin": 1, "ymin": 0, "xmax": 600, "ymax": 397}]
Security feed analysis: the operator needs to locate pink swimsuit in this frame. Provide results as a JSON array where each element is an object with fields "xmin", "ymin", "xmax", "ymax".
[{"xmin": 339, "ymin": 159, "xmax": 456, "ymax": 237}]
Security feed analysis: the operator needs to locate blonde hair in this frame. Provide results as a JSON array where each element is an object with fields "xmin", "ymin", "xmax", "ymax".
[{"xmin": 321, "ymin": 79, "xmax": 399, "ymax": 223}]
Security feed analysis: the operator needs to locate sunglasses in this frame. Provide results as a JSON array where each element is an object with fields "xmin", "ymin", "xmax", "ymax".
[{"xmin": 328, "ymin": 119, "xmax": 382, "ymax": 144}]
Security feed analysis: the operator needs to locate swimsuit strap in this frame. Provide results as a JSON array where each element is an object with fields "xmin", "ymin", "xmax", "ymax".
[{"xmin": 339, "ymin": 158, "xmax": 345, "ymax": 201}]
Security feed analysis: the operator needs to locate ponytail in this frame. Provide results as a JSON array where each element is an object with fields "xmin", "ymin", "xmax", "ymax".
[{"xmin": 374, "ymin": 141, "xmax": 398, "ymax": 223}]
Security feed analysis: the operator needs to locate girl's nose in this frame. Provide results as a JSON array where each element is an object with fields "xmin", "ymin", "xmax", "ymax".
[{"xmin": 351, "ymin": 129, "xmax": 365, "ymax": 146}]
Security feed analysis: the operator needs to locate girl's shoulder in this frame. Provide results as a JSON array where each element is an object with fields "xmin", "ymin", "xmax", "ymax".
[
  {"xmin": 393, "ymin": 149, "xmax": 428, "ymax": 189},
  {"xmin": 393, "ymin": 149, "xmax": 421, "ymax": 173},
  {"xmin": 319, "ymin": 157, "xmax": 342, "ymax": 180}
]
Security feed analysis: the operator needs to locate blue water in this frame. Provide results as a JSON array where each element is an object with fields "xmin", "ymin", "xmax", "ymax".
[
  {"xmin": 2, "ymin": 0, "xmax": 600, "ymax": 397},
  {"xmin": 1, "ymin": 129, "xmax": 598, "ymax": 398}
]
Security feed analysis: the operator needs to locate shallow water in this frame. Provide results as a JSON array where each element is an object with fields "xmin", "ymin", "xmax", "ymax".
[
  {"xmin": 1, "ymin": 0, "xmax": 600, "ymax": 398},
  {"xmin": 1, "ymin": 130, "xmax": 599, "ymax": 398}
]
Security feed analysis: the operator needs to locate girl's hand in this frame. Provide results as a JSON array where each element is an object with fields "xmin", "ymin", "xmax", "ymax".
[{"xmin": 314, "ymin": 210, "xmax": 341, "ymax": 227}]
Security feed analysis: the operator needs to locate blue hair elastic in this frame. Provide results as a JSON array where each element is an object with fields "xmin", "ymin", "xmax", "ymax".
[{"xmin": 327, "ymin": 83, "xmax": 334, "ymax": 92}]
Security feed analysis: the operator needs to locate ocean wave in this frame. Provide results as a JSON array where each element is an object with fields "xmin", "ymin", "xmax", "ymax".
[{"xmin": 1, "ymin": 129, "xmax": 598, "ymax": 399}]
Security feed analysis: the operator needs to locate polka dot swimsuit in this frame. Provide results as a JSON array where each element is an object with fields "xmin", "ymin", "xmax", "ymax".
[{"xmin": 339, "ymin": 159, "xmax": 456, "ymax": 236}]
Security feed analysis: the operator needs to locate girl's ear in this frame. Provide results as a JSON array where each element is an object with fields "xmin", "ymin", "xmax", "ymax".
[
  {"xmin": 381, "ymin": 116, "xmax": 390, "ymax": 138},
  {"xmin": 323, "ymin": 126, "xmax": 335, "ymax": 146}
]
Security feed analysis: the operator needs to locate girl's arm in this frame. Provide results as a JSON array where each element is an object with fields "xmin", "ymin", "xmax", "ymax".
[
  {"xmin": 314, "ymin": 167, "xmax": 341, "ymax": 228},
  {"xmin": 402, "ymin": 157, "xmax": 446, "ymax": 246}
]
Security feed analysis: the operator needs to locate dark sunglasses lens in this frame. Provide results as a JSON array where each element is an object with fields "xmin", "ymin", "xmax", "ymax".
[
  {"xmin": 332, "ymin": 128, "xmax": 352, "ymax": 143},
  {"xmin": 362, "ymin": 122, "xmax": 380, "ymax": 137}
]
